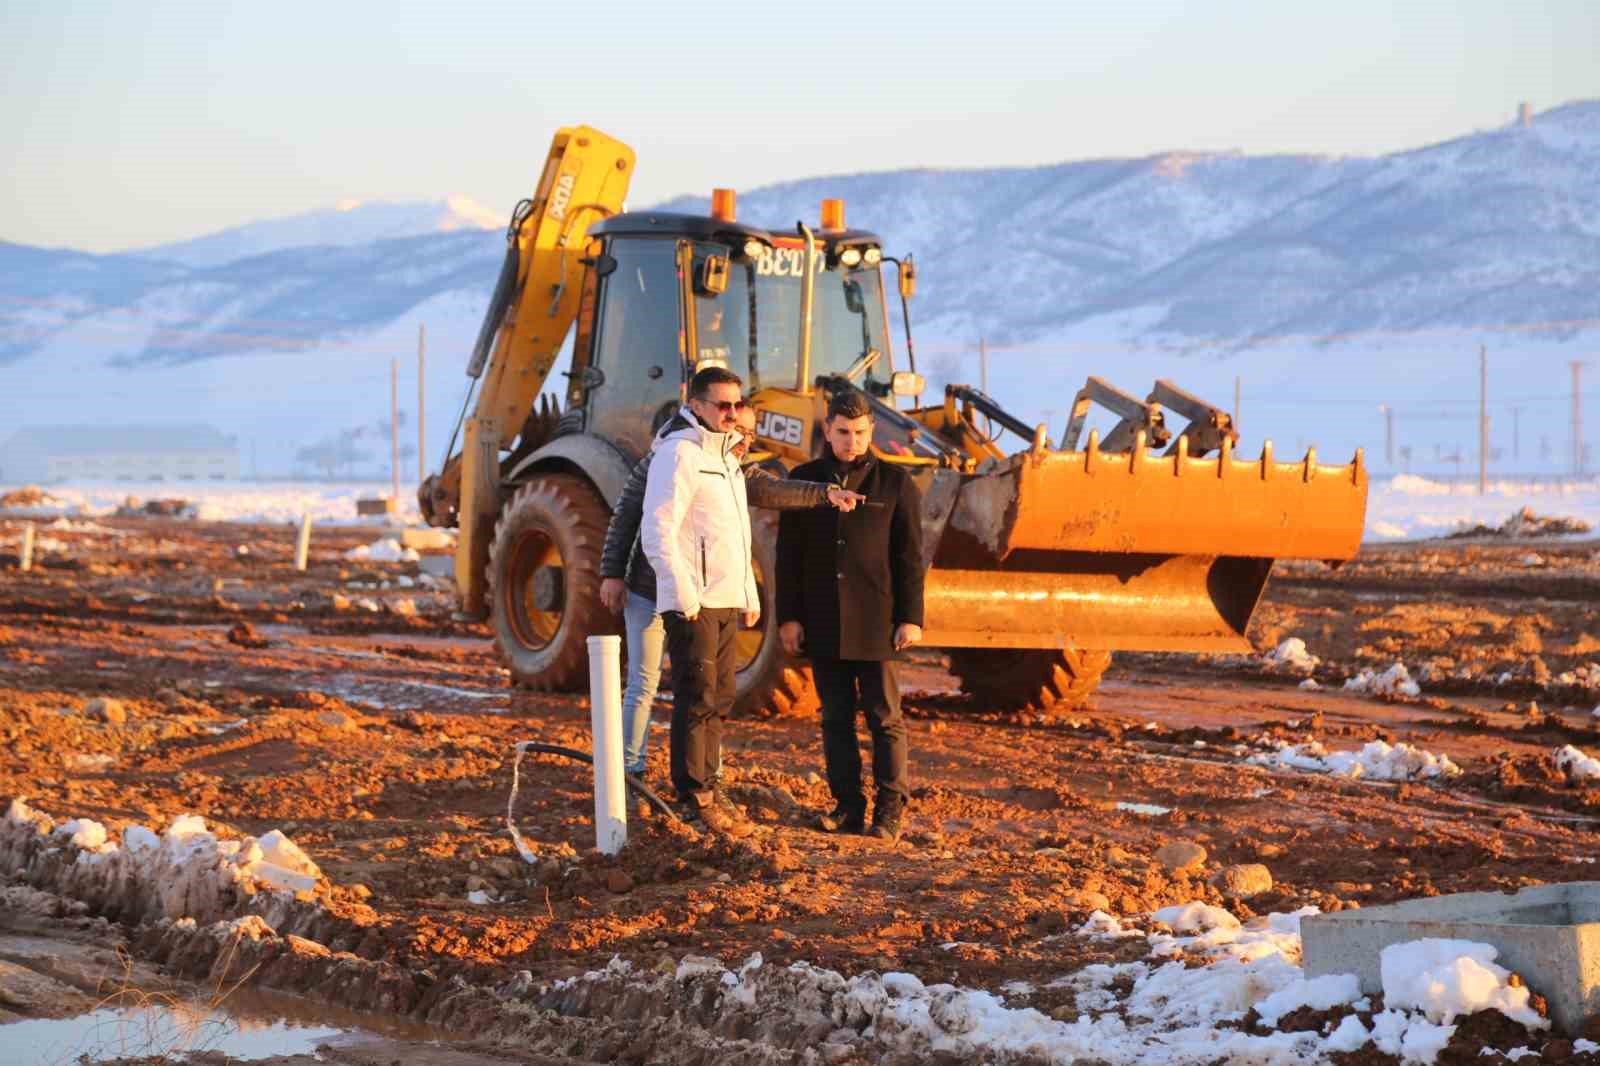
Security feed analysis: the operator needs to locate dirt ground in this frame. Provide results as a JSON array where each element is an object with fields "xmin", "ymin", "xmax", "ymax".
[{"xmin": 1, "ymin": 513, "xmax": 1598, "ymax": 1063}]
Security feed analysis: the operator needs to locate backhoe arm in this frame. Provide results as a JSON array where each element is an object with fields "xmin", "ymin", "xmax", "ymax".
[{"xmin": 426, "ymin": 125, "xmax": 634, "ymax": 615}]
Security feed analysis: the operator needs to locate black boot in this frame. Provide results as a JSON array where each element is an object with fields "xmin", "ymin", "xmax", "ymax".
[
  {"xmin": 868, "ymin": 795, "xmax": 905, "ymax": 842},
  {"xmin": 818, "ymin": 802, "xmax": 865, "ymax": 834}
]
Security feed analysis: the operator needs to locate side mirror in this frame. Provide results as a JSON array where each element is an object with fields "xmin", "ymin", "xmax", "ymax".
[
  {"xmin": 891, "ymin": 371, "xmax": 924, "ymax": 398},
  {"xmin": 897, "ymin": 257, "xmax": 917, "ymax": 300},
  {"xmin": 697, "ymin": 255, "xmax": 729, "ymax": 295},
  {"xmin": 593, "ymin": 253, "xmax": 618, "ymax": 279}
]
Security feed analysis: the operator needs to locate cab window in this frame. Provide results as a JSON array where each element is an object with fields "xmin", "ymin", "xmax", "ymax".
[{"xmin": 587, "ymin": 238, "xmax": 685, "ymax": 458}]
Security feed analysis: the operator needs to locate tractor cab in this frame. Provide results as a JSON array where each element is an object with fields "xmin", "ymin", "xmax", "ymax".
[{"xmin": 571, "ymin": 195, "xmax": 934, "ymax": 469}]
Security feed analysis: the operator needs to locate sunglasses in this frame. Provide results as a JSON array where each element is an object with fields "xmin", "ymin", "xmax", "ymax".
[{"xmin": 703, "ymin": 399, "xmax": 747, "ymax": 414}]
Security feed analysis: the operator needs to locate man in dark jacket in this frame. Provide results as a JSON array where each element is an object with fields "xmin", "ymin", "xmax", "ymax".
[
  {"xmin": 599, "ymin": 403, "xmax": 860, "ymax": 793},
  {"xmin": 776, "ymin": 387, "xmax": 925, "ymax": 841}
]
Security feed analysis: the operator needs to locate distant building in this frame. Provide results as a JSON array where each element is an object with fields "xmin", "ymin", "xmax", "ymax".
[{"xmin": 0, "ymin": 424, "xmax": 240, "ymax": 483}]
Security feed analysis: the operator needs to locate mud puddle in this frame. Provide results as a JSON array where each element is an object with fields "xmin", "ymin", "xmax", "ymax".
[{"xmin": 5, "ymin": 980, "xmax": 451, "ymax": 1066}]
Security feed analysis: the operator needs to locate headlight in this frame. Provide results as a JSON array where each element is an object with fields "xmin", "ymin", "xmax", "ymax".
[
  {"xmin": 741, "ymin": 239, "xmax": 765, "ymax": 260},
  {"xmin": 838, "ymin": 247, "xmax": 863, "ymax": 267},
  {"xmin": 863, "ymin": 247, "xmax": 882, "ymax": 266}
]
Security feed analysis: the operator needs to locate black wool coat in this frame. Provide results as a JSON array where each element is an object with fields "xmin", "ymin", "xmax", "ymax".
[{"xmin": 776, "ymin": 454, "xmax": 925, "ymax": 661}]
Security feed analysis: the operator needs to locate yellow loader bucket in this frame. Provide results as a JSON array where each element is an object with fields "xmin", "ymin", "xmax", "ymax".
[{"xmin": 920, "ymin": 439, "xmax": 1368, "ymax": 654}]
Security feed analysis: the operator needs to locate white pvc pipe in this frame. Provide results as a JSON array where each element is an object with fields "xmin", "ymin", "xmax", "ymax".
[
  {"xmin": 294, "ymin": 513, "xmax": 313, "ymax": 571},
  {"xmin": 19, "ymin": 523, "xmax": 35, "ymax": 572},
  {"xmin": 586, "ymin": 634, "xmax": 627, "ymax": 854}
]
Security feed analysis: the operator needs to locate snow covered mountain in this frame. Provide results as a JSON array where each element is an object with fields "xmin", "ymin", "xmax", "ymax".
[
  {"xmin": 1, "ymin": 101, "xmax": 1596, "ymax": 480},
  {"xmin": 132, "ymin": 195, "xmax": 503, "ymax": 269}
]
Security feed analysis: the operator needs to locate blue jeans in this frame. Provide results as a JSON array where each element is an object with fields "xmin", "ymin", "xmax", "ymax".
[{"xmin": 622, "ymin": 592, "xmax": 666, "ymax": 775}]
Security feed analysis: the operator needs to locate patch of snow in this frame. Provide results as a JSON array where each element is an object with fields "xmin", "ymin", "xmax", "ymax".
[
  {"xmin": 1253, "ymin": 972, "xmax": 1362, "ymax": 1027},
  {"xmin": 1381, "ymin": 938, "xmax": 1549, "ymax": 1030},
  {"xmin": 1152, "ymin": 902, "xmax": 1241, "ymax": 935},
  {"xmin": 1264, "ymin": 638, "xmax": 1320, "ymax": 674},
  {"xmin": 345, "ymin": 537, "xmax": 419, "ymax": 563},
  {"xmin": 1249, "ymin": 739, "xmax": 1461, "ymax": 781},
  {"xmin": 1556, "ymin": 745, "xmax": 1600, "ymax": 780},
  {"xmin": 1077, "ymin": 910, "xmax": 1143, "ymax": 940},
  {"xmin": 1344, "ymin": 662, "xmax": 1422, "ymax": 698},
  {"xmin": 1324, "ymin": 1013, "xmax": 1371, "ymax": 1052},
  {"xmin": 1, "ymin": 801, "xmax": 325, "ymax": 926},
  {"xmin": 1115, "ymin": 802, "xmax": 1171, "ymax": 816},
  {"xmin": 466, "ymin": 889, "xmax": 494, "ymax": 905},
  {"xmin": 56, "ymin": 819, "xmax": 107, "ymax": 850},
  {"xmin": 1370, "ymin": 1008, "xmax": 1457, "ymax": 1063}
]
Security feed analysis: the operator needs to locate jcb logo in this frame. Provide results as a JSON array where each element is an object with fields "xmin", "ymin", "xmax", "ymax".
[
  {"xmin": 547, "ymin": 173, "xmax": 576, "ymax": 221},
  {"xmin": 755, "ymin": 409, "xmax": 803, "ymax": 447}
]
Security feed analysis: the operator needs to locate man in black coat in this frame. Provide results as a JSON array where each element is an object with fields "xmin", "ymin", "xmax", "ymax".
[{"xmin": 776, "ymin": 387, "xmax": 925, "ymax": 841}]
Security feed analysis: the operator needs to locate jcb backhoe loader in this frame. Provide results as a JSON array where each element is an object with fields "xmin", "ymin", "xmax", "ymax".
[{"xmin": 421, "ymin": 124, "xmax": 1369, "ymax": 716}]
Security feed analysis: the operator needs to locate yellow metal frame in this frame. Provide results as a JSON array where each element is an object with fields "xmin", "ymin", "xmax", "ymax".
[{"xmin": 455, "ymin": 126, "xmax": 635, "ymax": 610}]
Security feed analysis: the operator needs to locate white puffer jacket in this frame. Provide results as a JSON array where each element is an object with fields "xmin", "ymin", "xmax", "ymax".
[{"xmin": 640, "ymin": 407, "xmax": 759, "ymax": 618}]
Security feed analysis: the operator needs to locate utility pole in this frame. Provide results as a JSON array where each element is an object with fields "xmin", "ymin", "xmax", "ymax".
[
  {"xmin": 417, "ymin": 323, "xmax": 427, "ymax": 482},
  {"xmin": 1573, "ymin": 360, "xmax": 1586, "ymax": 477},
  {"xmin": 1378, "ymin": 404, "xmax": 1394, "ymax": 467},
  {"xmin": 390, "ymin": 358, "xmax": 400, "ymax": 503},
  {"xmin": 1478, "ymin": 346, "xmax": 1488, "ymax": 495},
  {"xmin": 979, "ymin": 336, "xmax": 988, "ymax": 394}
]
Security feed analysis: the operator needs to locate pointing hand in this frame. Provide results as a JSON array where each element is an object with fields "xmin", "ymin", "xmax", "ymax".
[{"xmin": 826, "ymin": 487, "xmax": 865, "ymax": 512}]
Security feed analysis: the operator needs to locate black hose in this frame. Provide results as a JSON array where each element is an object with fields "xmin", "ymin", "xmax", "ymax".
[{"xmin": 517, "ymin": 742, "xmax": 681, "ymax": 822}]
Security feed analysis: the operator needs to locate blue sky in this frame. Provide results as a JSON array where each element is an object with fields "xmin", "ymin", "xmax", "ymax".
[{"xmin": 4, "ymin": 0, "xmax": 1598, "ymax": 253}]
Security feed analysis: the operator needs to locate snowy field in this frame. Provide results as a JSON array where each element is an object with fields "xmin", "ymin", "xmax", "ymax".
[
  {"xmin": 4, "ymin": 474, "xmax": 1596, "ymax": 543},
  {"xmin": 0, "ymin": 478, "xmax": 423, "ymax": 527},
  {"xmin": 1364, "ymin": 473, "xmax": 1600, "ymax": 540}
]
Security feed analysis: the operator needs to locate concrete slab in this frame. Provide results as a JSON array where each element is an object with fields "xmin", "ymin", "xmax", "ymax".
[{"xmin": 1302, "ymin": 881, "xmax": 1600, "ymax": 1034}]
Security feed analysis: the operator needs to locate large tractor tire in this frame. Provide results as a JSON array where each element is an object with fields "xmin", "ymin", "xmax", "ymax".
[
  {"xmin": 733, "ymin": 512, "xmax": 820, "ymax": 718},
  {"xmin": 486, "ymin": 475, "xmax": 617, "ymax": 690},
  {"xmin": 947, "ymin": 647, "xmax": 1113, "ymax": 715}
]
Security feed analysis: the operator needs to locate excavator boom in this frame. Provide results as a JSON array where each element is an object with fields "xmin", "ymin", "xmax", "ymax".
[{"xmin": 429, "ymin": 127, "xmax": 634, "ymax": 613}]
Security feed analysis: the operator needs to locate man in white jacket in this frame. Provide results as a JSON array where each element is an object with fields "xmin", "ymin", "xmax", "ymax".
[{"xmin": 641, "ymin": 365, "xmax": 760, "ymax": 835}]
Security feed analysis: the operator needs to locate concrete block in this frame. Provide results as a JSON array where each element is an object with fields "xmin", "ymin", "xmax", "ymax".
[
  {"xmin": 355, "ymin": 497, "xmax": 396, "ymax": 516},
  {"xmin": 1302, "ymin": 881, "xmax": 1600, "ymax": 1034}
]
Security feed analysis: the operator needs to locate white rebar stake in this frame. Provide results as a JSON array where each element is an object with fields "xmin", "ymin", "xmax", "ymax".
[
  {"xmin": 19, "ymin": 523, "xmax": 35, "ymax": 573},
  {"xmin": 294, "ymin": 513, "xmax": 312, "ymax": 571},
  {"xmin": 586, "ymin": 634, "xmax": 627, "ymax": 854}
]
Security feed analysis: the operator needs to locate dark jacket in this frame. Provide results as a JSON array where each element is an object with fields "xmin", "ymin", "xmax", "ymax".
[
  {"xmin": 776, "ymin": 454, "xmax": 924, "ymax": 661},
  {"xmin": 601, "ymin": 435, "xmax": 835, "ymax": 603}
]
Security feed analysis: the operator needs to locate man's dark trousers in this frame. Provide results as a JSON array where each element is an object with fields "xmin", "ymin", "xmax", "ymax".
[
  {"xmin": 665, "ymin": 607, "xmax": 740, "ymax": 804},
  {"xmin": 812, "ymin": 657, "xmax": 909, "ymax": 814}
]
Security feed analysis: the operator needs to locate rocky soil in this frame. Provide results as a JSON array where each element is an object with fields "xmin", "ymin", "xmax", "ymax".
[{"xmin": 1, "ymin": 513, "xmax": 1597, "ymax": 1064}]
